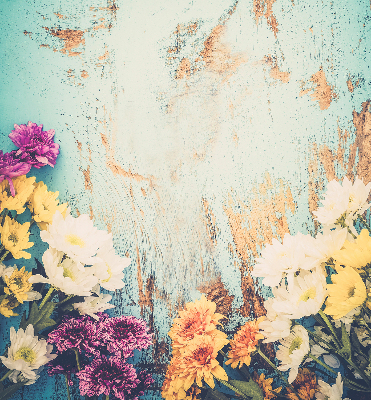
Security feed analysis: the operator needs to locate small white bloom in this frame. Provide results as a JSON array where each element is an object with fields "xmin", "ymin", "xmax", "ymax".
[
  {"xmin": 259, "ymin": 297, "xmax": 292, "ymax": 343},
  {"xmin": 313, "ymin": 177, "xmax": 371, "ymax": 228},
  {"xmin": 0, "ymin": 263, "xmax": 15, "ymax": 278},
  {"xmin": 271, "ymin": 269, "xmax": 327, "ymax": 319},
  {"xmin": 0, "ymin": 325, "xmax": 56, "ymax": 383},
  {"xmin": 29, "ymin": 248, "xmax": 98, "ymax": 297},
  {"xmin": 276, "ymin": 325, "xmax": 310, "ymax": 383},
  {"xmin": 89, "ymin": 243, "xmax": 131, "ymax": 291},
  {"xmin": 40, "ymin": 211, "xmax": 112, "ymax": 265},
  {"xmin": 74, "ymin": 291, "xmax": 115, "ymax": 319},
  {"xmin": 252, "ymin": 232, "xmax": 318, "ymax": 288},
  {"xmin": 316, "ymin": 373, "xmax": 348, "ymax": 400}
]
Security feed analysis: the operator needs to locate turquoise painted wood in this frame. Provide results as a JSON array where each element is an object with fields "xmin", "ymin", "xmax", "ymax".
[{"xmin": 1, "ymin": 0, "xmax": 371, "ymax": 398}]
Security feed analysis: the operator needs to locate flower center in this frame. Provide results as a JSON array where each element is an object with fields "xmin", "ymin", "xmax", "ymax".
[
  {"xmin": 8, "ymin": 233, "xmax": 18, "ymax": 244},
  {"xmin": 348, "ymin": 286, "xmax": 356, "ymax": 298},
  {"xmin": 65, "ymin": 234, "xmax": 85, "ymax": 248},
  {"xmin": 299, "ymin": 287, "xmax": 316, "ymax": 303},
  {"xmin": 289, "ymin": 337, "xmax": 303, "ymax": 355},
  {"xmin": 193, "ymin": 346, "xmax": 213, "ymax": 364},
  {"xmin": 63, "ymin": 267, "xmax": 76, "ymax": 281},
  {"xmin": 14, "ymin": 347, "xmax": 36, "ymax": 364},
  {"xmin": 102, "ymin": 265, "xmax": 113, "ymax": 283}
]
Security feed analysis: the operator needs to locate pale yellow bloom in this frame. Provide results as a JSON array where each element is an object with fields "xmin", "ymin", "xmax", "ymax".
[
  {"xmin": 0, "ymin": 175, "xmax": 36, "ymax": 214},
  {"xmin": 0, "ymin": 216, "xmax": 33, "ymax": 259},
  {"xmin": 324, "ymin": 266, "xmax": 367, "ymax": 319},
  {"xmin": 0, "ymin": 298, "xmax": 19, "ymax": 317},
  {"xmin": 3, "ymin": 266, "xmax": 33, "ymax": 303},
  {"xmin": 27, "ymin": 181, "xmax": 68, "ymax": 230}
]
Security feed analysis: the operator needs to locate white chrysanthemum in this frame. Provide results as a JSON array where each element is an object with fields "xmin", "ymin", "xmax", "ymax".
[
  {"xmin": 0, "ymin": 263, "xmax": 15, "ymax": 278},
  {"xmin": 271, "ymin": 269, "xmax": 327, "ymax": 319},
  {"xmin": 313, "ymin": 177, "xmax": 371, "ymax": 228},
  {"xmin": 259, "ymin": 297, "xmax": 292, "ymax": 343},
  {"xmin": 74, "ymin": 291, "xmax": 115, "ymax": 319},
  {"xmin": 89, "ymin": 243, "xmax": 131, "ymax": 291},
  {"xmin": 315, "ymin": 373, "xmax": 349, "ymax": 400},
  {"xmin": 40, "ymin": 211, "xmax": 112, "ymax": 265},
  {"xmin": 252, "ymin": 232, "xmax": 318, "ymax": 288},
  {"xmin": 276, "ymin": 325, "xmax": 310, "ymax": 383},
  {"xmin": 29, "ymin": 248, "xmax": 98, "ymax": 296},
  {"xmin": 0, "ymin": 325, "xmax": 56, "ymax": 383}
]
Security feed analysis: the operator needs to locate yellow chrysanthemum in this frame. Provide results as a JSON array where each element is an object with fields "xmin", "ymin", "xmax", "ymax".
[
  {"xmin": 253, "ymin": 372, "xmax": 282, "ymax": 400},
  {"xmin": 27, "ymin": 181, "xmax": 68, "ymax": 230},
  {"xmin": 332, "ymin": 229, "xmax": 371, "ymax": 272},
  {"xmin": 0, "ymin": 297, "xmax": 19, "ymax": 317},
  {"xmin": 178, "ymin": 334, "xmax": 229, "ymax": 390},
  {"xmin": 3, "ymin": 266, "xmax": 33, "ymax": 303},
  {"xmin": 226, "ymin": 317, "xmax": 265, "ymax": 369},
  {"xmin": 169, "ymin": 295, "xmax": 226, "ymax": 356},
  {"xmin": 324, "ymin": 266, "xmax": 367, "ymax": 319},
  {"xmin": 286, "ymin": 368, "xmax": 317, "ymax": 400},
  {"xmin": 0, "ymin": 175, "xmax": 36, "ymax": 214},
  {"xmin": 0, "ymin": 216, "xmax": 34, "ymax": 259}
]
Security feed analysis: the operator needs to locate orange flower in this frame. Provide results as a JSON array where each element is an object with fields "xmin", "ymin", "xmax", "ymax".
[
  {"xmin": 169, "ymin": 295, "xmax": 226, "ymax": 356},
  {"xmin": 226, "ymin": 317, "xmax": 265, "ymax": 368},
  {"xmin": 253, "ymin": 372, "xmax": 281, "ymax": 400},
  {"xmin": 286, "ymin": 368, "xmax": 317, "ymax": 400},
  {"xmin": 162, "ymin": 360, "xmax": 187, "ymax": 400}
]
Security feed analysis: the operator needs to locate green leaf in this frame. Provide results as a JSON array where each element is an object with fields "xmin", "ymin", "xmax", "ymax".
[
  {"xmin": 230, "ymin": 379, "xmax": 264, "ymax": 400},
  {"xmin": 0, "ymin": 381, "xmax": 25, "ymax": 400},
  {"xmin": 18, "ymin": 301, "xmax": 56, "ymax": 334},
  {"xmin": 204, "ymin": 388, "xmax": 230, "ymax": 400},
  {"xmin": 338, "ymin": 322, "xmax": 352, "ymax": 360},
  {"xmin": 350, "ymin": 327, "xmax": 363, "ymax": 355}
]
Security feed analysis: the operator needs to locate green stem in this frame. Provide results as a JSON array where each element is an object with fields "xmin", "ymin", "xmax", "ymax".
[
  {"xmin": 57, "ymin": 294, "xmax": 74, "ymax": 306},
  {"xmin": 358, "ymin": 214, "xmax": 371, "ymax": 235},
  {"xmin": 256, "ymin": 348, "xmax": 305, "ymax": 400},
  {"xmin": 0, "ymin": 369, "xmax": 13, "ymax": 382},
  {"xmin": 0, "ymin": 250, "xmax": 9, "ymax": 263},
  {"xmin": 345, "ymin": 358, "xmax": 371, "ymax": 387},
  {"xmin": 318, "ymin": 310, "xmax": 341, "ymax": 349},
  {"xmin": 74, "ymin": 348, "xmax": 81, "ymax": 371},
  {"xmin": 65, "ymin": 375, "xmax": 71, "ymax": 400},
  {"xmin": 39, "ymin": 286, "xmax": 55, "ymax": 309},
  {"xmin": 306, "ymin": 328, "xmax": 336, "ymax": 351},
  {"xmin": 105, "ymin": 396, "xmax": 109, "ymax": 400},
  {"xmin": 307, "ymin": 354, "xmax": 336, "ymax": 375}
]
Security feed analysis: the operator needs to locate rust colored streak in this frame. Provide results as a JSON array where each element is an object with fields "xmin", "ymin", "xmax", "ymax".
[
  {"xmin": 81, "ymin": 70, "xmax": 89, "ymax": 78},
  {"xmin": 76, "ymin": 139, "xmax": 82, "ymax": 153},
  {"xmin": 307, "ymin": 144, "xmax": 322, "ymax": 230},
  {"xmin": 319, "ymin": 146, "xmax": 336, "ymax": 182},
  {"xmin": 201, "ymin": 198, "xmax": 218, "ymax": 246},
  {"xmin": 253, "ymin": 0, "xmax": 279, "ymax": 38},
  {"xmin": 352, "ymin": 100, "xmax": 371, "ymax": 185},
  {"xmin": 44, "ymin": 27, "xmax": 85, "ymax": 56},
  {"xmin": 39, "ymin": 44, "xmax": 50, "ymax": 48},
  {"xmin": 82, "ymin": 165, "xmax": 93, "ymax": 193},
  {"xmin": 347, "ymin": 78, "xmax": 354, "ymax": 93},
  {"xmin": 197, "ymin": 276, "xmax": 234, "ymax": 317},
  {"xmin": 300, "ymin": 66, "xmax": 337, "ymax": 110},
  {"xmin": 98, "ymin": 49, "xmax": 109, "ymax": 60},
  {"xmin": 270, "ymin": 65, "xmax": 290, "ymax": 83},
  {"xmin": 200, "ymin": 25, "xmax": 247, "ymax": 74},
  {"xmin": 89, "ymin": 205, "xmax": 94, "ymax": 220},
  {"xmin": 93, "ymin": 22, "xmax": 107, "ymax": 30},
  {"xmin": 175, "ymin": 58, "xmax": 191, "ymax": 80},
  {"xmin": 240, "ymin": 275, "xmax": 266, "ymax": 318},
  {"xmin": 54, "ymin": 12, "xmax": 66, "ymax": 19},
  {"xmin": 23, "ymin": 31, "xmax": 32, "ymax": 38}
]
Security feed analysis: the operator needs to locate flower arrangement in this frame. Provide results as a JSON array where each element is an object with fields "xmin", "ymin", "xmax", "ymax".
[
  {"xmin": 0, "ymin": 122, "xmax": 153, "ymax": 400},
  {"xmin": 162, "ymin": 176, "xmax": 371, "ymax": 400}
]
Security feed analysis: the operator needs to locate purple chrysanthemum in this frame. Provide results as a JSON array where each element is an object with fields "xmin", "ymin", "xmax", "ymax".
[
  {"xmin": 0, "ymin": 150, "xmax": 31, "ymax": 196},
  {"xmin": 76, "ymin": 356, "xmax": 140, "ymax": 400},
  {"xmin": 47, "ymin": 316, "xmax": 106, "ymax": 356},
  {"xmin": 9, "ymin": 121, "xmax": 59, "ymax": 169},
  {"xmin": 102, "ymin": 316, "xmax": 152, "ymax": 358},
  {"xmin": 129, "ymin": 370, "xmax": 154, "ymax": 399}
]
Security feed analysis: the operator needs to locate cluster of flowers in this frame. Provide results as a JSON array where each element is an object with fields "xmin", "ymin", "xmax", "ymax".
[
  {"xmin": 163, "ymin": 177, "xmax": 371, "ymax": 400},
  {"xmin": 0, "ymin": 122, "xmax": 154, "ymax": 400}
]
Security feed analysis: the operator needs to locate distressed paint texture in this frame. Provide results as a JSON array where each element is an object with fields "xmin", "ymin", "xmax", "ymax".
[{"xmin": 1, "ymin": 0, "xmax": 371, "ymax": 399}]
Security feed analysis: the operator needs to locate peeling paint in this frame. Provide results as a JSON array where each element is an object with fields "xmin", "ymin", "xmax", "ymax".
[
  {"xmin": 44, "ymin": 27, "xmax": 85, "ymax": 56},
  {"xmin": 253, "ymin": 0, "xmax": 279, "ymax": 37}
]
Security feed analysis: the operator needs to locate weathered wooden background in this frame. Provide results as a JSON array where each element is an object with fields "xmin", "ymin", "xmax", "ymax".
[{"xmin": 1, "ymin": 0, "xmax": 371, "ymax": 398}]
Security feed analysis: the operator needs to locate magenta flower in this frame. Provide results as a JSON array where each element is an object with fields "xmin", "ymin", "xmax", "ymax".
[
  {"xmin": 9, "ymin": 121, "xmax": 59, "ymax": 168},
  {"xmin": 129, "ymin": 370, "xmax": 154, "ymax": 399},
  {"xmin": 102, "ymin": 316, "xmax": 152, "ymax": 358},
  {"xmin": 0, "ymin": 150, "xmax": 31, "ymax": 196},
  {"xmin": 76, "ymin": 356, "xmax": 140, "ymax": 400}
]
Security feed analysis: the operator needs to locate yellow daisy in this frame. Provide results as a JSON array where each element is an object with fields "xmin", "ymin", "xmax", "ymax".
[
  {"xmin": 226, "ymin": 317, "xmax": 265, "ymax": 369},
  {"xmin": 0, "ymin": 297, "xmax": 19, "ymax": 317},
  {"xmin": 0, "ymin": 216, "xmax": 34, "ymax": 259},
  {"xmin": 27, "ymin": 181, "xmax": 68, "ymax": 230},
  {"xmin": 3, "ymin": 266, "xmax": 33, "ymax": 303},
  {"xmin": 332, "ymin": 229, "xmax": 371, "ymax": 272},
  {"xmin": 0, "ymin": 175, "xmax": 36, "ymax": 214},
  {"xmin": 324, "ymin": 266, "xmax": 367, "ymax": 319},
  {"xmin": 252, "ymin": 372, "xmax": 282, "ymax": 400}
]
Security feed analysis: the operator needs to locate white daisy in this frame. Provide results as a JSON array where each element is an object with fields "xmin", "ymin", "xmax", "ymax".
[
  {"xmin": 40, "ymin": 211, "xmax": 112, "ymax": 265},
  {"xmin": 74, "ymin": 290, "xmax": 115, "ymax": 319},
  {"xmin": 89, "ymin": 243, "xmax": 131, "ymax": 291},
  {"xmin": 271, "ymin": 269, "xmax": 327, "ymax": 320},
  {"xmin": 276, "ymin": 325, "xmax": 310, "ymax": 383},
  {"xmin": 315, "ymin": 373, "xmax": 349, "ymax": 400},
  {"xmin": 252, "ymin": 232, "xmax": 318, "ymax": 288},
  {"xmin": 29, "ymin": 247, "xmax": 98, "ymax": 297},
  {"xmin": 0, "ymin": 324, "xmax": 56, "ymax": 383},
  {"xmin": 259, "ymin": 297, "xmax": 292, "ymax": 343},
  {"xmin": 313, "ymin": 176, "xmax": 371, "ymax": 228}
]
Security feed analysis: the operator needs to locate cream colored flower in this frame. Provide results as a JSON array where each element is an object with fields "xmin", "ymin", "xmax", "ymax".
[
  {"xmin": 74, "ymin": 290, "xmax": 115, "ymax": 319},
  {"xmin": 315, "ymin": 373, "xmax": 348, "ymax": 400}
]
